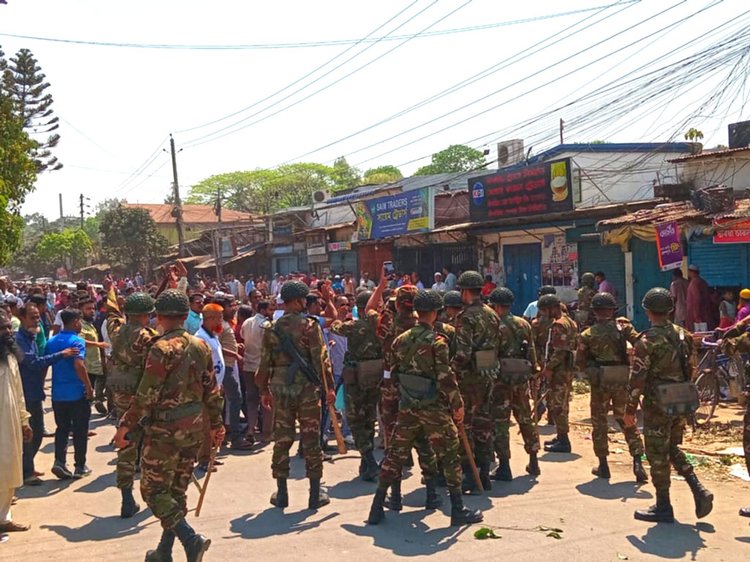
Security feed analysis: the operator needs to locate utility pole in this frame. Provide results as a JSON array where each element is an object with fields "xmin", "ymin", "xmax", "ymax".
[
  {"xmin": 214, "ymin": 188, "xmax": 223, "ymax": 281},
  {"xmin": 59, "ymin": 193, "xmax": 64, "ymax": 229},
  {"xmin": 79, "ymin": 194, "xmax": 85, "ymax": 229},
  {"xmin": 559, "ymin": 118, "xmax": 565, "ymax": 145},
  {"xmin": 169, "ymin": 134, "xmax": 186, "ymax": 257}
]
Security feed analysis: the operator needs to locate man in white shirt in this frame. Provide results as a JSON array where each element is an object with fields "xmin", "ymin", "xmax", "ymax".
[
  {"xmin": 240, "ymin": 299, "xmax": 275, "ymax": 443},
  {"xmin": 431, "ymin": 272, "xmax": 447, "ymax": 292},
  {"xmin": 270, "ymin": 274, "xmax": 282, "ymax": 297}
]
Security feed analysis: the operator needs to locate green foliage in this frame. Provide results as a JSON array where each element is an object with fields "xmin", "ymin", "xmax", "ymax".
[
  {"xmin": 35, "ymin": 228, "xmax": 92, "ymax": 270},
  {"xmin": 363, "ymin": 165, "xmax": 403, "ymax": 184},
  {"xmin": 414, "ymin": 144, "xmax": 486, "ymax": 175},
  {"xmin": 99, "ymin": 206, "xmax": 168, "ymax": 275},
  {"xmin": 684, "ymin": 128, "xmax": 704, "ymax": 142},
  {"xmin": 474, "ymin": 527, "xmax": 501, "ymax": 540},
  {"xmin": 330, "ymin": 156, "xmax": 361, "ymax": 191}
]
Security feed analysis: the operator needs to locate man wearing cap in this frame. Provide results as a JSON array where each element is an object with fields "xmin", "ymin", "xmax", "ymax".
[
  {"xmin": 523, "ymin": 285, "xmax": 557, "ymax": 322},
  {"xmin": 737, "ymin": 289, "xmax": 750, "ymax": 324},
  {"xmin": 686, "ymin": 265, "xmax": 710, "ymax": 331},
  {"xmin": 431, "ymin": 272, "xmax": 447, "ymax": 292}
]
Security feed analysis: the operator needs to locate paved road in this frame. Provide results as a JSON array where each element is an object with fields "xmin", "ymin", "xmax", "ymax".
[{"xmin": 6, "ymin": 400, "xmax": 750, "ymax": 561}]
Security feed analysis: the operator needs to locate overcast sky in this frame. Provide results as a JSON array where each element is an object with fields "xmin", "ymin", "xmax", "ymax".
[{"xmin": 1, "ymin": 0, "xmax": 748, "ymax": 220}]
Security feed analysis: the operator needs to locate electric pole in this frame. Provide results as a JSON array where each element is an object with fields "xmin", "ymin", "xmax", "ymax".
[
  {"xmin": 59, "ymin": 193, "xmax": 64, "ymax": 229},
  {"xmin": 79, "ymin": 194, "xmax": 85, "ymax": 229},
  {"xmin": 169, "ymin": 134, "xmax": 186, "ymax": 257},
  {"xmin": 559, "ymin": 118, "xmax": 565, "ymax": 145},
  {"xmin": 214, "ymin": 188, "xmax": 223, "ymax": 281}
]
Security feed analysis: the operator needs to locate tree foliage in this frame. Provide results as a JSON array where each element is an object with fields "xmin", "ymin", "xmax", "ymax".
[
  {"xmin": 414, "ymin": 144, "xmax": 486, "ymax": 175},
  {"xmin": 684, "ymin": 128, "xmax": 704, "ymax": 142},
  {"xmin": 99, "ymin": 206, "xmax": 168, "ymax": 276},
  {"xmin": 363, "ymin": 165, "xmax": 403, "ymax": 184},
  {"xmin": 331, "ymin": 156, "xmax": 361, "ymax": 191},
  {"xmin": 35, "ymin": 228, "xmax": 92, "ymax": 270}
]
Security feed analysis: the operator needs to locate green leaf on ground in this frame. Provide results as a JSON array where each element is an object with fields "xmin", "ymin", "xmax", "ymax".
[{"xmin": 474, "ymin": 527, "xmax": 501, "ymax": 540}]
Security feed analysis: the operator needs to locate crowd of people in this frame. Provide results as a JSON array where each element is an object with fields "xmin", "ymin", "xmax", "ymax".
[{"xmin": 1, "ymin": 262, "xmax": 749, "ymax": 560}]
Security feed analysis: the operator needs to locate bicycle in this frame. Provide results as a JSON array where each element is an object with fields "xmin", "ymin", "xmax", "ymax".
[{"xmin": 692, "ymin": 337, "xmax": 744, "ymax": 427}]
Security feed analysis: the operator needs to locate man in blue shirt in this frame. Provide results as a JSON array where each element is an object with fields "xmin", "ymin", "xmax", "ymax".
[
  {"xmin": 15, "ymin": 303, "xmax": 78, "ymax": 485},
  {"xmin": 183, "ymin": 293, "xmax": 204, "ymax": 335},
  {"xmin": 46, "ymin": 309, "xmax": 92, "ymax": 480}
]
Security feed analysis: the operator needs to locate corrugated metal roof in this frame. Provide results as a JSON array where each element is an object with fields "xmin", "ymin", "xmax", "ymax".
[
  {"xmin": 597, "ymin": 201, "xmax": 706, "ymax": 227},
  {"xmin": 667, "ymin": 146, "xmax": 750, "ymax": 163}
]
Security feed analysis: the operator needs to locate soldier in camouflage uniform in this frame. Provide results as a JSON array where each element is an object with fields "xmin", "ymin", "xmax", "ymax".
[
  {"xmin": 576, "ymin": 292, "xmax": 647, "ymax": 482},
  {"xmin": 488, "ymin": 287, "xmax": 540, "ymax": 481},
  {"xmin": 106, "ymin": 292, "xmax": 159, "ymax": 518},
  {"xmin": 439, "ymin": 290, "xmax": 463, "ymax": 326},
  {"xmin": 452, "ymin": 270, "xmax": 501, "ymax": 492},
  {"xmin": 255, "ymin": 280, "xmax": 336, "ymax": 510},
  {"xmin": 367, "ymin": 290, "xmax": 482, "ymax": 527},
  {"xmin": 330, "ymin": 290, "xmax": 383, "ymax": 481},
  {"xmin": 114, "ymin": 289, "xmax": 224, "ymax": 562},
  {"xmin": 540, "ymin": 294, "xmax": 578, "ymax": 454},
  {"xmin": 576, "ymin": 272, "xmax": 597, "ymax": 330},
  {"xmin": 626, "ymin": 288, "xmax": 713, "ymax": 523}
]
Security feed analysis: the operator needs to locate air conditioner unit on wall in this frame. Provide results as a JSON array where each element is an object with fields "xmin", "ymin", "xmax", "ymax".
[
  {"xmin": 312, "ymin": 190, "xmax": 330, "ymax": 204},
  {"xmin": 497, "ymin": 139, "xmax": 525, "ymax": 167}
]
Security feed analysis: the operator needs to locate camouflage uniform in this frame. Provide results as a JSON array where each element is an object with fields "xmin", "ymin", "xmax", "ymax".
[
  {"xmin": 255, "ymin": 311, "xmax": 334, "ymax": 481},
  {"xmin": 545, "ymin": 312, "xmax": 578, "ymax": 435},
  {"xmin": 576, "ymin": 286, "xmax": 596, "ymax": 330},
  {"xmin": 120, "ymin": 327, "xmax": 223, "ymax": 530},
  {"xmin": 107, "ymin": 311, "xmax": 158, "ymax": 489},
  {"xmin": 492, "ymin": 313, "xmax": 539, "ymax": 460},
  {"xmin": 720, "ymin": 333, "xmax": 750, "ymax": 477},
  {"xmin": 577, "ymin": 317, "xmax": 644, "ymax": 459},
  {"xmin": 434, "ymin": 320, "xmax": 457, "ymax": 356},
  {"xmin": 452, "ymin": 299, "xmax": 501, "ymax": 471}
]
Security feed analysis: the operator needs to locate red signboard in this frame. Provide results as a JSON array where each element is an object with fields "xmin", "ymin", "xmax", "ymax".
[{"xmin": 713, "ymin": 218, "xmax": 750, "ymax": 244}]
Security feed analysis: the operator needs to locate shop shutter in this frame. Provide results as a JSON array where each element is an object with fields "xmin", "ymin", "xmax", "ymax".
[
  {"xmin": 688, "ymin": 237, "xmax": 750, "ymax": 288},
  {"xmin": 577, "ymin": 240, "xmax": 626, "ymax": 305},
  {"xmin": 631, "ymin": 238, "xmax": 675, "ymax": 331}
]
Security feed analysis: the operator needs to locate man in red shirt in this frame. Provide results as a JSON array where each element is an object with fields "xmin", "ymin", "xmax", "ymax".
[
  {"xmin": 686, "ymin": 265, "xmax": 710, "ymax": 331},
  {"xmin": 481, "ymin": 275, "xmax": 497, "ymax": 298}
]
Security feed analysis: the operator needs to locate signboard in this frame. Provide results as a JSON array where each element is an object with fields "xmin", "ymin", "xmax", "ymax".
[
  {"xmin": 714, "ymin": 218, "xmax": 750, "ymax": 244},
  {"xmin": 468, "ymin": 158, "xmax": 573, "ymax": 221},
  {"xmin": 271, "ymin": 245, "xmax": 293, "ymax": 256},
  {"xmin": 354, "ymin": 187, "xmax": 433, "ymax": 240},
  {"xmin": 307, "ymin": 254, "xmax": 328, "ymax": 264},
  {"xmin": 307, "ymin": 246, "xmax": 327, "ymax": 256},
  {"xmin": 218, "ymin": 236, "xmax": 236, "ymax": 259},
  {"xmin": 655, "ymin": 221, "xmax": 683, "ymax": 271},
  {"xmin": 328, "ymin": 241, "xmax": 352, "ymax": 252}
]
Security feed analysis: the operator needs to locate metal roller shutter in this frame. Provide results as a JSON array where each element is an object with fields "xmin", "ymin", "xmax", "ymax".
[
  {"xmin": 577, "ymin": 240, "xmax": 626, "ymax": 304},
  {"xmin": 688, "ymin": 237, "xmax": 750, "ymax": 288}
]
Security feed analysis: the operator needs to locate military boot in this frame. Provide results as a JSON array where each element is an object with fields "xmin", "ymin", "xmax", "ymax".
[
  {"xmin": 739, "ymin": 507, "xmax": 750, "ymax": 518},
  {"xmin": 384, "ymin": 479, "xmax": 402, "ymax": 511},
  {"xmin": 493, "ymin": 458, "xmax": 512, "ymax": 481},
  {"xmin": 543, "ymin": 435, "xmax": 559, "ymax": 447},
  {"xmin": 685, "ymin": 473, "xmax": 714, "ymax": 519},
  {"xmin": 308, "ymin": 478, "xmax": 330, "ymax": 510},
  {"xmin": 120, "ymin": 486, "xmax": 141, "ymax": 518},
  {"xmin": 174, "ymin": 519, "xmax": 210, "ymax": 562},
  {"xmin": 633, "ymin": 455, "xmax": 648, "ymax": 483},
  {"xmin": 479, "ymin": 461, "xmax": 492, "ymax": 490},
  {"xmin": 544, "ymin": 433, "xmax": 571, "ymax": 453},
  {"xmin": 591, "ymin": 456, "xmax": 611, "ymax": 479},
  {"xmin": 449, "ymin": 490, "xmax": 483, "ymax": 526},
  {"xmin": 424, "ymin": 478, "xmax": 443, "ymax": 509},
  {"xmin": 461, "ymin": 464, "xmax": 480, "ymax": 495},
  {"xmin": 526, "ymin": 453, "xmax": 541, "ymax": 476},
  {"xmin": 634, "ymin": 490, "xmax": 674, "ymax": 523},
  {"xmin": 367, "ymin": 488, "xmax": 387, "ymax": 525},
  {"xmin": 358, "ymin": 457, "xmax": 366, "ymax": 476},
  {"xmin": 270, "ymin": 478, "xmax": 288, "ymax": 508},
  {"xmin": 361, "ymin": 451, "xmax": 379, "ymax": 482},
  {"xmin": 145, "ymin": 529, "xmax": 175, "ymax": 562}
]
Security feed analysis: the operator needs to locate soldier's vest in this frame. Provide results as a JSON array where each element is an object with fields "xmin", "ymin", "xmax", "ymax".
[
  {"xmin": 646, "ymin": 325, "xmax": 699, "ymax": 416},
  {"xmin": 396, "ymin": 330, "xmax": 439, "ymax": 410},
  {"xmin": 150, "ymin": 336, "xmax": 207, "ymax": 424},
  {"xmin": 497, "ymin": 314, "xmax": 533, "ymax": 386},
  {"xmin": 109, "ymin": 325, "xmax": 151, "ymax": 394},
  {"xmin": 587, "ymin": 322, "xmax": 630, "ymax": 389},
  {"xmin": 342, "ymin": 314, "xmax": 384, "ymax": 389}
]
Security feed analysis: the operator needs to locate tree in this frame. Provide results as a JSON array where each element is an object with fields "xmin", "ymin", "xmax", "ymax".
[
  {"xmin": 330, "ymin": 156, "xmax": 361, "ymax": 191},
  {"xmin": 363, "ymin": 165, "xmax": 403, "ymax": 184},
  {"xmin": 684, "ymin": 128, "xmax": 704, "ymax": 142},
  {"xmin": 2, "ymin": 47, "xmax": 62, "ymax": 173},
  {"xmin": 414, "ymin": 144, "xmax": 486, "ymax": 175},
  {"xmin": 99, "ymin": 206, "xmax": 168, "ymax": 276},
  {"xmin": 35, "ymin": 228, "xmax": 92, "ymax": 271}
]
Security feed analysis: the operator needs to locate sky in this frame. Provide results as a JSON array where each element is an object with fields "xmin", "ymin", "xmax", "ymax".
[{"xmin": 1, "ymin": 0, "xmax": 748, "ymax": 220}]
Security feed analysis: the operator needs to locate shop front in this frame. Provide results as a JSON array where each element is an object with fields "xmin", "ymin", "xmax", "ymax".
[{"xmin": 328, "ymin": 241, "xmax": 357, "ymax": 275}]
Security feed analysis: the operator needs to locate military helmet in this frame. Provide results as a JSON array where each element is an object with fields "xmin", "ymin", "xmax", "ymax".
[
  {"xmin": 396, "ymin": 285, "xmax": 418, "ymax": 307},
  {"xmin": 413, "ymin": 289, "xmax": 443, "ymax": 312},
  {"xmin": 581, "ymin": 272, "xmax": 596, "ymax": 286},
  {"xmin": 537, "ymin": 294, "xmax": 562, "ymax": 309},
  {"xmin": 642, "ymin": 287, "xmax": 674, "ymax": 313},
  {"xmin": 456, "ymin": 270, "xmax": 484, "ymax": 289},
  {"xmin": 591, "ymin": 292, "xmax": 617, "ymax": 310},
  {"xmin": 489, "ymin": 287, "xmax": 515, "ymax": 306},
  {"xmin": 280, "ymin": 280, "xmax": 310, "ymax": 302},
  {"xmin": 538, "ymin": 285, "xmax": 557, "ymax": 297},
  {"xmin": 154, "ymin": 289, "xmax": 190, "ymax": 316},
  {"xmin": 123, "ymin": 292, "xmax": 155, "ymax": 315},
  {"xmin": 443, "ymin": 290, "xmax": 462, "ymax": 308},
  {"xmin": 355, "ymin": 290, "xmax": 372, "ymax": 309}
]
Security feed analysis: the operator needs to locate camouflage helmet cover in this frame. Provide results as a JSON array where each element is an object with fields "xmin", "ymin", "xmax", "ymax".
[{"xmin": 155, "ymin": 289, "xmax": 190, "ymax": 316}]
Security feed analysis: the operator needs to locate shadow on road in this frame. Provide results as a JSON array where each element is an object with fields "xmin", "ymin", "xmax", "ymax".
[
  {"xmin": 489, "ymin": 474, "xmax": 538, "ymax": 498},
  {"xmin": 539, "ymin": 452, "xmax": 582, "ymax": 463},
  {"xmin": 41, "ymin": 509, "xmax": 153, "ymax": 542},
  {"xmin": 17, "ymin": 478, "xmax": 74, "ymax": 499},
  {"xmin": 75, "ymin": 472, "xmax": 117, "ymax": 494},
  {"xmin": 328, "ymin": 475, "xmax": 377, "ymax": 500},
  {"xmin": 626, "ymin": 521, "xmax": 713, "ymax": 559},
  {"xmin": 575, "ymin": 479, "xmax": 652, "ymax": 502},
  {"xmin": 341, "ymin": 513, "xmax": 468, "ymax": 556},
  {"xmin": 229, "ymin": 509, "xmax": 338, "ymax": 539}
]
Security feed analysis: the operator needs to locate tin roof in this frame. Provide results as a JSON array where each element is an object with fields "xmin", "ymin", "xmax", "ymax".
[
  {"xmin": 667, "ymin": 146, "xmax": 750, "ymax": 163},
  {"xmin": 597, "ymin": 201, "xmax": 707, "ymax": 228}
]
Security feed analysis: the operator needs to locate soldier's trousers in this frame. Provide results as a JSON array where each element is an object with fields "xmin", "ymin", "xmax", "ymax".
[
  {"xmin": 459, "ymin": 379, "xmax": 493, "ymax": 464},
  {"xmin": 590, "ymin": 384, "xmax": 644, "ymax": 458},
  {"xmin": 380, "ymin": 379, "xmax": 438, "ymax": 478},
  {"xmin": 271, "ymin": 384, "xmax": 324, "ymax": 480},
  {"xmin": 548, "ymin": 369, "xmax": 573, "ymax": 434},
  {"xmin": 492, "ymin": 382, "xmax": 539, "ymax": 459},
  {"xmin": 140, "ymin": 435, "xmax": 199, "ymax": 530},
  {"xmin": 113, "ymin": 391, "xmax": 141, "ymax": 489},
  {"xmin": 643, "ymin": 407, "xmax": 693, "ymax": 492},
  {"xmin": 345, "ymin": 382, "xmax": 380, "ymax": 454},
  {"xmin": 379, "ymin": 408, "xmax": 462, "ymax": 491}
]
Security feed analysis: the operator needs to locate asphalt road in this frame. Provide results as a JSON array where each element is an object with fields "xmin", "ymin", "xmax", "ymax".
[{"xmin": 6, "ymin": 399, "xmax": 750, "ymax": 562}]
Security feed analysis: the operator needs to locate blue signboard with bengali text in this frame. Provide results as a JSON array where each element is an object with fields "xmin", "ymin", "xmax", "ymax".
[{"xmin": 354, "ymin": 187, "xmax": 433, "ymax": 240}]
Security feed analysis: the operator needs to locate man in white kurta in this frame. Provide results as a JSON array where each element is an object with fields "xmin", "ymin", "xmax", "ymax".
[{"xmin": 0, "ymin": 310, "xmax": 32, "ymax": 535}]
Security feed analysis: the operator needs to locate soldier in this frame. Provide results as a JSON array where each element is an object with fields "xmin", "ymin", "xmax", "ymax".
[
  {"xmin": 367, "ymin": 290, "xmax": 482, "ymax": 526},
  {"xmin": 452, "ymin": 270, "xmax": 501, "ymax": 492},
  {"xmin": 114, "ymin": 289, "xmax": 224, "ymax": 562},
  {"xmin": 539, "ymin": 294, "xmax": 578, "ymax": 454},
  {"xmin": 440, "ymin": 290, "xmax": 463, "ymax": 326},
  {"xmin": 576, "ymin": 272, "xmax": 597, "ymax": 330},
  {"xmin": 488, "ymin": 287, "xmax": 540, "ymax": 480},
  {"xmin": 625, "ymin": 288, "xmax": 713, "ymax": 523},
  {"xmin": 255, "ymin": 280, "xmax": 336, "ymax": 510},
  {"xmin": 576, "ymin": 293, "xmax": 647, "ymax": 482},
  {"xmin": 106, "ymin": 292, "xmax": 159, "ymax": 518},
  {"xmin": 719, "ymin": 328, "xmax": 750, "ymax": 519},
  {"xmin": 330, "ymin": 290, "xmax": 383, "ymax": 481}
]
